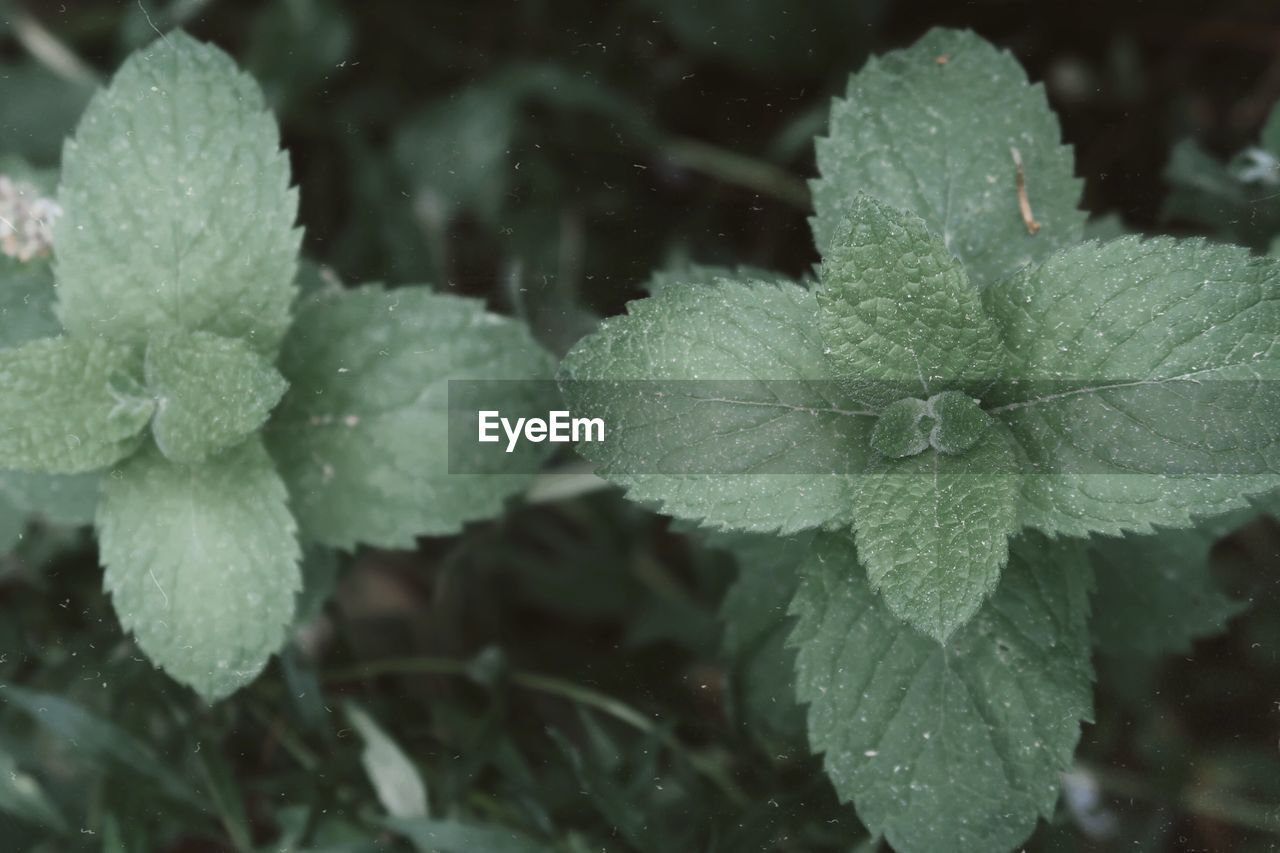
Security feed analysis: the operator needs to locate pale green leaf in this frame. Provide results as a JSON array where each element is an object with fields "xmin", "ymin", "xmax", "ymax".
[
  {"xmin": 0, "ymin": 256, "xmax": 59, "ymax": 347},
  {"xmin": 0, "ymin": 470, "xmax": 99, "ymax": 553},
  {"xmin": 0, "ymin": 337, "xmax": 153, "ymax": 473},
  {"xmin": 146, "ymin": 330, "xmax": 287, "ymax": 463},
  {"xmin": 55, "ymin": 32, "xmax": 300, "ymax": 354},
  {"xmin": 714, "ymin": 531, "xmax": 810, "ymax": 744},
  {"xmin": 1260, "ymin": 99, "xmax": 1280, "ymax": 156},
  {"xmin": 986, "ymin": 236, "xmax": 1280, "ymax": 537},
  {"xmin": 1091, "ymin": 522, "xmax": 1248, "ymax": 657},
  {"xmin": 393, "ymin": 85, "xmax": 516, "ymax": 225},
  {"xmin": 0, "ymin": 492, "xmax": 21, "ymax": 553},
  {"xmin": 98, "ymin": 439, "xmax": 300, "ymax": 701},
  {"xmin": 0, "ymin": 254, "xmax": 87, "ymax": 536},
  {"xmin": 1161, "ymin": 104, "xmax": 1280, "ymax": 251},
  {"xmin": 558, "ymin": 279, "xmax": 875, "ymax": 533},
  {"xmin": 791, "ymin": 532, "xmax": 1093, "ymax": 853},
  {"xmin": 347, "ymin": 703, "xmax": 429, "ymax": 819},
  {"xmin": 817, "ymin": 195, "xmax": 1006, "ymax": 407},
  {"xmin": 850, "ymin": 424, "xmax": 1021, "ymax": 640},
  {"xmin": 0, "ymin": 470, "xmax": 99, "ymax": 525},
  {"xmin": 0, "ymin": 743, "xmax": 65, "ymax": 832},
  {"xmin": 266, "ymin": 286, "xmax": 555, "ymax": 550},
  {"xmin": 0, "ymin": 684, "xmax": 200, "ymax": 802},
  {"xmin": 294, "ymin": 544, "xmax": 341, "ymax": 626},
  {"xmin": 641, "ymin": 262, "xmax": 797, "ymax": 297},
  {"xmin": 811, "ymin": 28, "xmax": 1085, "ymax": 286},
  {"xmin": 385, "ymin": 817, "xmax": 550, "ymax": 853}
]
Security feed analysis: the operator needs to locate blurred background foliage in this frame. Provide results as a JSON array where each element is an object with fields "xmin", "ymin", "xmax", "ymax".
[{"xmin": 0, "ymin": 0, "xmax": 1279, "ymax": 850}]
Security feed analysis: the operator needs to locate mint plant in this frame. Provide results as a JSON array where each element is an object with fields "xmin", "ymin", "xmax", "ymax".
[
  {"xmin": 0, "ymin": 34, "xmax": 552, "ymax": 701},
  {"xmin": 560, "ymin": 28, "xmax": 1280, "ymax": 852},
  {"xmin": 1164, "ymin": 98, "xmax": 1280, "ymax": 252}
]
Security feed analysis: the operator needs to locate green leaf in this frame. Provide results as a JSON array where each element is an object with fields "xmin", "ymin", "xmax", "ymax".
[
  {"xmin": 0, "ymin": 685, "xmax": 200, "ymax": 803},
  {"xmin": 714, "ymin": 531, "xmax": 810, "ymax": 744},
  {"xmin": 98, "ymin": 439, "xmax": 300, "ymax": 701},
  {"xmin": 0, "ymin": 470, "xmax": 99, "ymax": 526},
  {"xmin": 986, "ymin": 236, "xmax": 1280, "ymax": 537},
  {"xmin": 1161, "ymin": 139, "xmax": 1280, "ymax": 251},
  {"xmin": 55, "ymin": 32, "xmax": 300, "ymax": 354},
  {"xmin": 0, "ymin": 743, "xmax": 65, "ymax": 832},
  {"xmin": 558, "ymin": 279, "xmax": 875, "ymax": 533},
  {"xmin": 1260, "ymin": 99, "xmax": 1280, "ymax": 156},
  {"xmin": 146, "ymin": 330, "xmax": 287, "ymax": 463},
  {"xmin": 637, "ymin": 0, "xmax": 882, "ymax": 78},
  {"xmin": 0, "ymin": 337, "xmax": 153, "ymax": 473},
  {"xmin": 346, "ymin": 703, "xmax": 429, "ymax": 819},
  {"xmin": 641, "ymin": 262, "xmax": 797, "ymax": 297},
  {"xmin": 266, "ymin": 286, "xmax": 555, "ymax": 550},
  {"xmin": 0, "ymin": 257, "xmax": 59, "ymax": 347},
  {"xmin": 0, "ymin": 475, "xmax": 97, "ymax": 552},
  {"xmin": 850, "ymin": 424, "xmax": 1021, "ymax": 640},
  {"xmin": 817, "ymin": 195, "xmax": 1006, "ymax": 407},
  {"xmin": 294, "ymin": 544, "xmax": 341, "ymax": 626},
  {"xmin": 0, "ymin": 253, "xmax": 83, "ymax": 537},
  {"xmin": 385, "ymin": 817, "xmax": 551, "ymax": 853},
  {"xmin": 393, "ymin": 84, "xmax": 516, "ymax": 225},
  {"xmin": 1090, "ymin": 523, "xmax": 1248, "ymax": 657},
  {"xmin": 0, "ymin": 492, "xmax": 21, "ymax": 552},
  {"xmin": 811, "ymin": 28, "xmax": 1085, "ymax": 286},
  {"xmin": 791, "ymin": 532, "xmax": 1093, "ymax": 853}
]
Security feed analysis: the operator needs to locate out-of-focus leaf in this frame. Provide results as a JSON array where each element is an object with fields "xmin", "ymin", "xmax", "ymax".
[
  {"xmin": 1091, "ymin": 517, "xmax": 1252, "ymax": 657},
  {"xmin": 638, "ymin": 0, "xmax": 885, "ymax": 77},
  {"xmin": 394, "ymin": 85, "xmax": 517, "ymax": 226},
  {"xmin": 0, "ymin": 685, "xmax": 200, "ymax": 804},
  {"xmin": 713, "ymin": 531, "xmax": 809, "ymax": 744},
  {"xmin": 0, "ymin": 742, "xmax": 65, "ymax": 832},
  {"xmin": 386, "ymin": 817, "xmax": 551, "ymax": 853},
  {"xmin": 346, "ymin": 703, "xmax": 429, "ymax": 819},
  {"xmin": 245, "ymin": 0, "xmax": 354, "ymax": 111},
  {"xmin": 0, "ymin": 64, "xmax": 92, "ymax": 166},
  {"xmin": 195, "ymin": 751, "xmax": 253, "ymax": 851},
  {"xmin": 295, "ymin": 544, "xmax": 342, "ymax": 626}
]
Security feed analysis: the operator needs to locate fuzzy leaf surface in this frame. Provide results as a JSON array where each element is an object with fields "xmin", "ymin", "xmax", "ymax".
[
  {"xmin": 811, "ymin": 28, "xmax": 1085, "ymax": 287},
  {"xmin": 714, "ymin": 531, "xmax": 811, "ymax": 744},
  {"xmin": 791, "ymin": 532, "xmax": 1093, "ymax": 853},
  {"xmin": 558, "ymin": 279, "xmax": 875, "ymax": 533},
  {"xmin": 98, "ymin": 439, "xmax": 300, "ymax": 701},
  {"xmin": 986, "ymin": 236, "xmax": 1280, "ymax": 536},
  {"xmin": 0, "ymin": 256, "xmax": 99, "ymax": 535},
  {"xmin": 0, "ymin": 337, "xmax": 153, "ymax": 473},
  {"xmin": 146, "ymin": 331, "xmax": 287, "ymax": 463},
  {"xmin": 1090, "ymin": 520, "xmax": 1249, "ymax": 657},
  {"xmin": 850, "ymin": 425, "xmax": 1021, "ymax": 640},
  {"xmin": 267, "ymin": 286, "xmax": 555, "ymax": 550},
  {"xmin": 56, "ymin": 32, "xmax": 300, "ymax": 354},
  {"xmin": 817, "ymin": 195, "xmax": 1006, "ymax": 407},
  {"xmin": 0, "ymin": 257, "xmax": 59, "ymax": 347}
]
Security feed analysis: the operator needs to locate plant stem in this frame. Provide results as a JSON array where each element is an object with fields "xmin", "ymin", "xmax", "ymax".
[
  {"xmin": 664, "ymin": 136, "xmax": 810, "ymax": 209},
  {"xmin": 8, "ymin": 6, "xmax": 100, "ymax": 87},
  {"xmin": 246, "ymin": 701, "xmax": 320, "ymax": 771}
]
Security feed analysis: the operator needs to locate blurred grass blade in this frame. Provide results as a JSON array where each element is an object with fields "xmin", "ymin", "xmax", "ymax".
[
  {"xmin": 0, "ymin": 684, "xmax": 200, "ymax": 805},
  {"xmin": 384, "ymin": 817, "xmax": 551, "ymax": 853},
  {"xmin": 345, "ymin": 702, "xmax": 429, "ymax": 819},
  {"xmin": 0, "ymin": 743, "xmax": 66, "ymax": 833}
]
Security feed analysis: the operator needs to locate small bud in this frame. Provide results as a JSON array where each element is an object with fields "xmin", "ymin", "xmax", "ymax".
[{"xmin": 0, "ymin": 175, "xmax": 62, "ymax": 262}]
